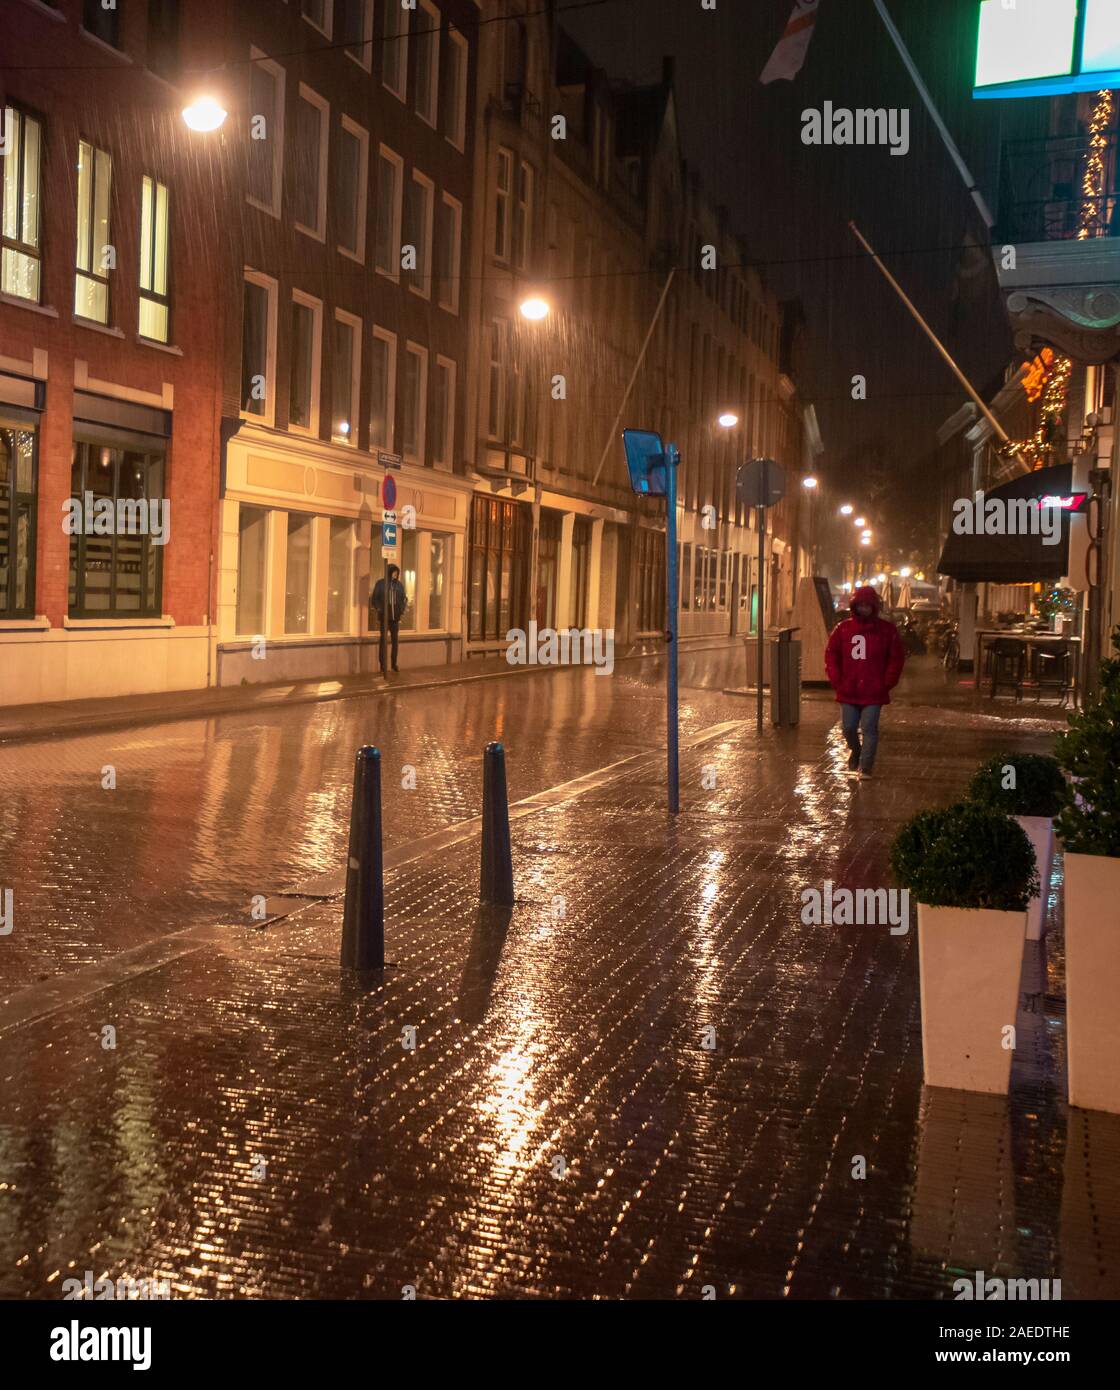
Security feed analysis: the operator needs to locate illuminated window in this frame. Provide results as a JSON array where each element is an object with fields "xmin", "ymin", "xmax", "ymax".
[
  {"xmin": 75, "ymin": 139, "xmax": 112, "ymax": 323},
  {"xmin": 138, "ymin": 176, "xmax": 170, "ymax": 343},
  {"xmin": 1, "ymin": 107, "xmax": 42, "ymax": 303},
  {"xmin": 1083, "ymin": 0, "xmax": 1120, "ymax": 72}
]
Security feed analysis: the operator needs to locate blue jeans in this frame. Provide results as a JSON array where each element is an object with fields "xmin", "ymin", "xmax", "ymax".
[{"xmin": 841, "ymin": 703, "xmax": 882, "ymax": 771}]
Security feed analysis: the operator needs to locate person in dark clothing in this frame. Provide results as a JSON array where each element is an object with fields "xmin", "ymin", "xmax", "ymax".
[
  {"xmin": 370, "ymin": 564, "xmax": 408, "ymax": 673},
  {"xmin": 824, "ymin": 585, "xmax": 907, "ymax": 778}
]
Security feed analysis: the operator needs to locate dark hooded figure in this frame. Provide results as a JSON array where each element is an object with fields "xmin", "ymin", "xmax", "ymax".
[
  {"xmin": 824, "ymin": 585, "xmax": 907, "ymax": 778},
  {"xmin": 370, "ymin": 564, "xmax": 408, "ymax": 673}
]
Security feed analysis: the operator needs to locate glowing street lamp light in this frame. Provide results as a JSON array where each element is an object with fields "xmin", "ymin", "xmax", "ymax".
[
  {"xmin": 519, "ymin": 296, "xmax": 550, "ymax": 321},
  {"xmin": 839, "ymin": 503, "xmax": 854, "ymax": 515},
  {"xmin": 802, "ymin": 475, "xmax": 819, "ymax": 489},
  {"xmin": 717, "ymin": 411, "xmax": 739, "ymax": 428},
  {"xmin": 860, "ymin": 535, "xmax": 872, "ymax": 547},
  {"xmin": 182, "ymin": 96, "xmax": 227, "ymax": 132},
  {"xmin": 853, "ymin": 515, "xmax": 867, "ymax": 528},
  {"xmin": 900, "ymin": 566, "xmax": 912, "ymax": 578}
]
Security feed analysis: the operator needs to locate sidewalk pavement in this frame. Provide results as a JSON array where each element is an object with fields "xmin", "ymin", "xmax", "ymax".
[{"xmin": 2, "ymin": 694, "xmax": 1114, "ymax": 1300}]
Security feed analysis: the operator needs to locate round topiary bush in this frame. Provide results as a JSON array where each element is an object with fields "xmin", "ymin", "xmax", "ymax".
[
  {"xmin": 966, "ymin": 752, "xmax": 1066, "ymax": 819},
  {"xmin": 890, "ymin": 801, "xmax": 1039, "ymax": 912}
]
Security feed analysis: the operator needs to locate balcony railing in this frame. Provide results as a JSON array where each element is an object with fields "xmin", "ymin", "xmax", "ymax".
[{"xmin": 997, "ymin": 132, "xmax": 1120, "ymax": 243}]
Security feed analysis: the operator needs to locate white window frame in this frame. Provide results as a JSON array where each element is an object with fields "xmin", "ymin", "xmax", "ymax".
[
  {"xmin": 374, "ymin": 143, "xmax": 403, "ymax": 282},
  {"xmin": 332, "ymin": 307, "xmax": 362, "ymax": 447},
  {"xmin": 415, "ymin": 0, "xmax": 440, "ymax": 129},
  {"xmin": 514, "ymin": 158, "xmax": 534, "ymax": 272},
  {"xmin": 336, "ymin": 114, "xmax": 368, "ymax": 263},
  {"xmin": 342, "ymin": 0, "xmax": 374, "ymax": 72},
  {"xmin": 382, "ymin": 0, "xmax": 409, "ymax": 102},
  {"xmin": 138, "ymin": 174, "xmax": 171, "ymax": 343},
  {"xmin": 288, "ymin": 288, "xmax": 323, "ymax": 437},
  {"xmin": 444, "ymin": 27, "xmax": 468, "ymax": 152},
  {"xmin": 433, "ymin": 354, "xmax": 456, "ymax": 472},
  {"xmin": 437, "ymin": 190, "xmax": 462, "ymax": 315},
  {"xmin": 300, "ymin": 0, "xmax": 332, "ymax": 40},
  {"xmin": 407, "ymin": 169, "xmax": 434, "ymax": 300},
  {"xmin": 401, "ymin": 340, "xmax": 428, "ymax": 464},
  {"xmin": 241, "ymin": 268, "xmax": 279, "ymax": 427},
  {"xmin": 487, "ymin": 318, "xmax": 506, "ymax": 441},
  {"xmin": 369, "ymin": 325, "xmax": 398, "ymax": 453},
  {"xmin": 247, "ymin": 50, "xmax": 286, "ymax": 219},
  {"xmin": 494, "ymin": 147, "xmax": 512, "ymax": 263},
  {"xmin": 294, "ymin": 83, "xmax": 329, "ymax": 243}
]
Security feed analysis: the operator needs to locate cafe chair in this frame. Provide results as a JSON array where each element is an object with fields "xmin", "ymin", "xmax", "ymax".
[
  {"xmin": 989, "ymin": 638, "xmax": 1027, "ymax": 701},
  {"xmin": 1033, "ymin": 642, "xmax": 1074, "ymax": 707}
]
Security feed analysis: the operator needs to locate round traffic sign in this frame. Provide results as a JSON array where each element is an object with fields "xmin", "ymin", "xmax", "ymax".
[{"xmin": 381, "ymin": 474, "xmax": 397, "ymax": 509}]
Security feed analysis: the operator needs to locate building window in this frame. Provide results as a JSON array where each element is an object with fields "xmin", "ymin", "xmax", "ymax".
[
  {"xmin": 444, "ymin": 28, "xmax": 468, "ymax": 151},
  {"xmin": 369, "ymin": 327, "xmax": 396, "ymax": 452},
  {"xmin": 382, "ymin": 0, "xmax": 408, "ymax": 100},
  {"xmin": 75, "ymin": 139, "xmax": 112, "ymax": 324},
  {"xmin": 1, "ymin": 107, "xmax": 43, "ymax": 303},
  {"xmin": 436, "ymin": 192, "xmax": 461, "ymax": 313},
  {"xmin": 414, "ymin": 1, "xmax": 440, "ymax": 127},
  {"xmin": 398, "ymin": 526, "xmax": 418, "ymax": 631},
  {"xmin": 284, "ymin": 512, "xmax": 312, "ymax": 633},
  {"xmin": 401, "ymin": 341, "xmax": 427, "ymax": 463},
  {"xmin": 289, "ymin": 291, "xmax": 322, "ymax": 433},
  {"xmin": 68, "ymin": 439, "xmax": 164, "ymax": 618},
  {"xmin": 570, "ymin": 517, "xmax": 591, "ymax": 627},
  {"xmin": 428, "ymin": 531, "xmax": 450, "ymax": 628},
  {"xmin": 636, "ymin": 527, "xmax": 665, "ymax": 633},
  {"xmin": 300, "ymin": 0, "xmax": 332, "ymax": 38},
  {"xmin": 82, "ymin": 0, "xmax": 119, "ymax": 47},
  {"xmin": 335, "ymin": 116, "xmax": 368, "ymax": 260},
  {"xmin": 147, "ymin": 0, "xmax": 181, "ymax": 80},
  {"xmin": 487, "ymin": 319, "xmax": 506, "ymax": 440},
  {"xmin": 374, "ymin": 145, "xmax": 403, "ymax": 279},
  {"xmin": 327, "ymin": 517, "xmax": 352, "ymax": 632},
  {"xmin": 432, "ymin": 355, "xmax": 455, "ymax": 470},
  {"xmin": 494, "ymin": 148, "xmax": 512, "ymax": 261},
  {"xmin": 681, "ymin": 542, "xmax": 691, "ymax": 611},
  {"xmin": 339, "ymin": 0, "xmax": 373, "ymax": 69},
  {"xmin": 236, "ymin": 504, "xmax": 268, "ymax": 635},
  {"xmin": 468, "ymin": 494, "xmax": 529, "ymax": 643},
  {"xmin": 0, "ymin": 409, "xmax": 37, "ymax": 619},
  {"xmin": 241, "ymin": 271, "xmax": 277, "ymax": 422},
  {"xmin": 248, "ymin": 52, "xmax": 285, "ymax": 216},
  {"xmin": 405, "ymin": 170, "xmax": 433, "ymax": 298},
  {"xmin": 292, "ymin": 85, "xmax": 328, "ymax": 240},
  {"xmin": 331, "ymin": 310, "xmax": 360, "ymax": 446},
  {"xmin": 514, "ymin": 160, "xmax": 534, "ymax": 270},
  {"xmin": 138, "ymin": 176, "xmax": 171, "ymax": 343}
]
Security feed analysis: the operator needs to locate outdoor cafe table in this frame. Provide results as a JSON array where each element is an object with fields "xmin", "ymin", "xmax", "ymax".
[{"xmin": 973, "ymin": 629, "xmax": 1082, "ymax": 693}]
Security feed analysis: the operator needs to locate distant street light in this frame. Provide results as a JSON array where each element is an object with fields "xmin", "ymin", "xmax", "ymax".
[
  {"xmin": 839, "ymin": 503, "xmax": 854, "ymax": 515},
  {"xmin": 854, "ymin": 515, "xmax": 867, "ymax": 528},
  {"xmin": 900, "ymin": 566, "xmax": 912, "ymax": 578},
  {"xmin": 802, "ymin": 475, "xmax": 818, "ymax": 489},
  {"xmin": 519, "ymin": 296, "xmax": 550, "ymax": 321},
  {"xmin": 182, "ymin": 96, "xmax": 227, "ymax": 132},
  {"xmin": 860, "ymin": 536, "xmax": 872, "ymax": 546},
  {"xmin": 717, "ymin": 411, "xmax": 739, "ymax": 428}
]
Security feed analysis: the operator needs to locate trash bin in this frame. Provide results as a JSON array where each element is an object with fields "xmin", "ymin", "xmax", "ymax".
[{"xmin": 770, "ymin": 627, "xmax": 801, "ymax": 726}]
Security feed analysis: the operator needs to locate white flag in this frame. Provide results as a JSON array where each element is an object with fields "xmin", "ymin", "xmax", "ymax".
[{"xmin": 760, "ymin": 0, "xmax": 820, "ymax": 84}]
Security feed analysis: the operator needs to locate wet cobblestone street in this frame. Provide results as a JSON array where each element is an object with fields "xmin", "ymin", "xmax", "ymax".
[{"xmin": 1, "ymin": 650, "xmax": 1117, "ymax": 1300}]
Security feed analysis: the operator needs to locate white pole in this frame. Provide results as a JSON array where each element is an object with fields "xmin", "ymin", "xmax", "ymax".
[
  {"xmin": 592, "ymin": 268, "xmax": 676, "ymax": 487},
  {"xmin": 871, "ymin": 0, "xmax": 994, "ymax": 229},
  {"xmin": 848, "ymin": 221, "xmax": 1009, "ymax": 443}
]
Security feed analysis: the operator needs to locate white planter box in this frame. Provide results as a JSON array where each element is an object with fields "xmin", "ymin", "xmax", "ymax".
[
  {"xmin": 1016, "ymin": 815, "xmax": 1054, "ymax": 941},
  {"xmin": 1064, "ymin": 851, "xmax": 1120, "ymax": 1114},
  {"xmin": 918, "ymin": 904, "xmax": 1027, "ymax": 1094}
]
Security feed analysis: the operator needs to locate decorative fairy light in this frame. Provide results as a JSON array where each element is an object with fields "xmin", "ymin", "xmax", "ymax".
[{"xmin": 999, "ymin": 90, "xmax": 1113, "ymax": 470}]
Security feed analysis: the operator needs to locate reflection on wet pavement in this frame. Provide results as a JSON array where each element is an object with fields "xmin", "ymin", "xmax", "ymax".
[{"xmin": 1, "ymin": 650, "xmax": 1116, "ymax": 1300}]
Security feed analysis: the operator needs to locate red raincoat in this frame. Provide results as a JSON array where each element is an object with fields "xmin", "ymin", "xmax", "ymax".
[{"xmin": 824, "ymin": 586, "xmax": 907, "ymax": 706}]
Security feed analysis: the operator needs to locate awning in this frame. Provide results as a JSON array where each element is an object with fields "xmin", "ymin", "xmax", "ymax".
[{"xmin": 937, "ymin": 463, "xmax": 1086, "ymax": 583}]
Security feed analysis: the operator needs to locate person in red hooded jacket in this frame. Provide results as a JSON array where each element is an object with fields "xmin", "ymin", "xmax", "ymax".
[{"xmin": 824, "ymin": 585, "xmax": 907, "ymax": 778}]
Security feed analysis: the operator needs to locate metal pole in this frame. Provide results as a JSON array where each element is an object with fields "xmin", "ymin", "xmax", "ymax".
[
  {"xmin": 848, "ymin": 221, "xmax": 1009, "ymax": 443},
  {"xmin": 592, "ymin": 269, "xmax": 676, "ymax": 487},
  {"xmin": 665, "ymin": 444, "xmax": 680, "ymax": 814},
  {"xmin": 341, "ymin": 746, "xmax": 385, "ymax": 971},
  {"xmin": 757, "ymin": 494, "xmax": 766, "ymax": 734},
  {"xmin": 481, "ymin": 742, "xmax": 515, "ymax": 906},
  {"xmin": 871, "ymin": 0, "xmax": 994, "ymax": 228}
]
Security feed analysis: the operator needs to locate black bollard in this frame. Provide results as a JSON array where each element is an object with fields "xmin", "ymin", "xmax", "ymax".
[
  {"xmin": 480, "ymin": 741, "xmax": 515, "ymax": 907},
  {"xmin": 341, "ymin": 746, "xmax": 385, "ymax": 970}
]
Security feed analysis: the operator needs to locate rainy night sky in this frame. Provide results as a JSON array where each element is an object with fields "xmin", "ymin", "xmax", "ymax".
[{"xmin": 564, "ymin": 0, "xmax": 1037, "ymax": 536}]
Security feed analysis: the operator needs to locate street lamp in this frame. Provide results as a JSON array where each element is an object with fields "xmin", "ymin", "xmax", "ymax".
[
  {"xmin": 860, "ymin": 535, "xmax": 872, "ymax": 547},
  {"xmin": 519, "ymin": 296, "xmax": 550, "ymax": 321},
  {"xmin": 802, "ymin": 475, "xmax": 818, "ymax": 489},
  {"xmin": 900, "ymin": 566, "xmax": 911, "ymax": 578},
  {"xmin": 839, "ymin": 503, "xmax": 854, "ymax": 515},
  {"xmin": 182, "ymin": 96, "xmax": 227, "ymax": 131},
  {"xmin": 717, "ymin": 411, "xmax": 739, "ymax": 428},
  {"xmin": 854, "ymin": 515, "xmax": 866, "ymax": 528}
]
